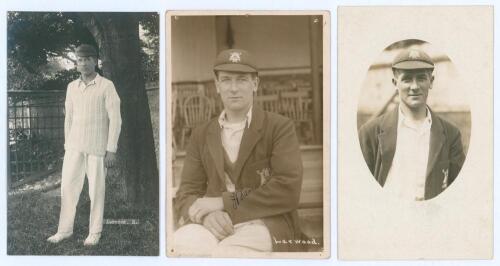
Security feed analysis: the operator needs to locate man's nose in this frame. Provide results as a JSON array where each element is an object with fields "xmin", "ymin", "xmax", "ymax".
[
  {"xmin": 409, "ymin": 79, "xmax": 419, "ymax": 90},
  {"xmin": 229, "ymin": 80, "xmax": 239, "ymax": 92}
]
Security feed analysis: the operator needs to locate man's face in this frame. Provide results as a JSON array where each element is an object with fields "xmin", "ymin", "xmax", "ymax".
[
  {"xmin": 392, "ymin": 69, "xmax": 434, "ymax": 110},
  {"xmin": 215, "ymin": 71, "xmax": 258, "ymax": 113},
  {"xmin": 76, "ymin": 56, "xmax": 97, "ymax": 76}
]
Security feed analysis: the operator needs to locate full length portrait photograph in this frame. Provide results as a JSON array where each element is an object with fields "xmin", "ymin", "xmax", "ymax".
[
  {"xmin": 166, "ymin": 11, "xmax": 330, "ymax": 258},
  {"xmin": 6, "ymin": 12, "xmax": 159, "ymax": 255}
]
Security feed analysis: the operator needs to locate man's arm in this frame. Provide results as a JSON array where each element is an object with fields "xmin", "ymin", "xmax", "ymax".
[
  {"xmin": 358, "ymin": 122, "xmax": 377, "ymax": 175},
  {"xmin": 64, "ymin": 84, "xmax": 73, "ymax": 150},
  {"xmin": 448, "ymin": 128, "xmax": 466, "ymax": 184},
  {"xmin": 174, "ymin": 127, "xmax": 208, "ymax": 226},
  {"xmin": 104, "ymin": 81, "xmax": 122, "ymax": 153},
  {"xmin": 220, "ymin": 118, "xmax": 303, "ymax": 225}
]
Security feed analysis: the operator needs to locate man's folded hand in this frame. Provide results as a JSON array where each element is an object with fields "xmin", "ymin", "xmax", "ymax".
[
  {"xmin": 202, "ymin": 210, "xmax": 234, "ymax": 240},
  {"xmin": 188, "ymin": 197, "xmax": 223, "ymax": 223}
]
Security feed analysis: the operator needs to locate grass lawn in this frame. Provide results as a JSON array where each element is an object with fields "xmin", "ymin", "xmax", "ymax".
[
  {"xmin": 8, "ymin": 90, "xmax": 160, "ymax": 256},
  {"xmin": 7, "ymin": 179, "xmax": 159, "ymax": 256}
]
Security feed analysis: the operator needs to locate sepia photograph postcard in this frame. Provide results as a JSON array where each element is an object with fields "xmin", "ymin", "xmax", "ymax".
[
  {"xmin": 166, "ymin": 10, "xmax": 330, "ymax": 259},
  {"xmin": 338, "ymin": 6, "xmax": 493, "ymax": 260},
  {"xmin": 6, "ymin": 11, "xmax": 159, "ymax": 255}
]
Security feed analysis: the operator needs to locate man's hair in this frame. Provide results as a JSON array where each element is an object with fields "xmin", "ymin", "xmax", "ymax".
[
  {"xmin": 76, "ymin": 55, "xmax": 98, "ymax": 64},
  {"xmin": 392, "ymin": 68, "xmax": 433, "ymax": 78}
]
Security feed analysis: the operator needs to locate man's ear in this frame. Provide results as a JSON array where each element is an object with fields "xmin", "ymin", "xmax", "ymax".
[
  {"xmin": 430, "ymin": 75, "xmax": 435, "ymax": 90},
  {"xmin": 253, "ymin": 76, "xmax": 259, "ymax": 93},
  {"xmin": 213, "ymin": 73, "xmax": 221, "ymax": 93},
  {"xmin": 392, "ymin": 78, "xmax": 397, "ymax": 87}
]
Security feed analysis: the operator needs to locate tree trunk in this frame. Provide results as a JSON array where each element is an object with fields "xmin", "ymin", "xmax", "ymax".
[{"xmin": 79, "ymin": 13, "xmax": 158, "ymax": 209}]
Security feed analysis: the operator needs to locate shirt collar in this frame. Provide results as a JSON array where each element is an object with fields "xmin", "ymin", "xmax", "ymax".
[
  {"xmin": 218, "ymin": 106, "xmax": 253, "ymax": 129},
  {"xmin": 398, "ymin": 105, "xmax": 432, "ymax": 130},
  {"xmin": 78, "ymin": 73, "xmax": 101, "ymax": 87}
]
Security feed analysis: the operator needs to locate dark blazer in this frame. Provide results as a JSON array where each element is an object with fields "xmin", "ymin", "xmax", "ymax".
[
  {"xmin": 358, "ymin": 106, "xmax": 465, "ymax": 200},
  {"xmin": 174, "ymin": 107, "xmax": 304, "ymax": 251}
]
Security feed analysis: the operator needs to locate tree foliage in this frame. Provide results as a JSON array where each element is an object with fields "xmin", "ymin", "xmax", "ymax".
[
  {"xmin": 7, "ymin": 12, "xmax": 159, "ymax": 90},
  {"xmin": 8, "ymin": 12, "xmax": 95, "ymax": 70},
  {"xmin": 138, "ymin": 13, "xmax": 159, "ymax": 82}
]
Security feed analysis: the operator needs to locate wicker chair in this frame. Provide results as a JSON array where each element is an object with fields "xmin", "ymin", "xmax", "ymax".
[
  {"xmin": 180, "ymin": 95, "xmax": 213, "ymax": 149},
  {"xmin": 280, "ymin": 91, "xmax": 314, "ymax": 143},
  {"xmin": 255, "ymin": 94, "xmax": 280, "ymax": 113}
]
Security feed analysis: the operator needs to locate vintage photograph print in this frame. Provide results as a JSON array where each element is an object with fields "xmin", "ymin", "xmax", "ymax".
[
  {"xmin": 338, "ymin": 6, "xmax": 493, "ymax": 260},
  {"xmin": 166, "ymin": 11, "xmax": 330, "ymax": 258},
  {"xmin": 357, "ymin": 39, "xmax": 471, "ymax": 201},
  {"xmin": 7, "ymin": 12, "xmax": 159, "ymax": 255}
]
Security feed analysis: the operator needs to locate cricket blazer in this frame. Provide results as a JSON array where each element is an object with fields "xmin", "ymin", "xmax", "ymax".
[
  {"xmin": 358, "ymin": 106, "xmax": 466, "ymax": 200},
  {"xmin": 175, "ymin": 106, "xmax": 304, "ymax": 251}
]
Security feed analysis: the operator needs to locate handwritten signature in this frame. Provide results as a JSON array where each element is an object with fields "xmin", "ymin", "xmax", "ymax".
[{"xmin": 230, "ymin": 189, "xmax": 252, "ymax": 209}]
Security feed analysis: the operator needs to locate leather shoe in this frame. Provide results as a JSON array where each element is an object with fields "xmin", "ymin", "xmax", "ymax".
[
  {"xmin": 83, "ymin": 233, "xmax": 101, "ymax": 246},
  {"xmin": 47, "ymin": 232, "xmax": 73, "ymax": 243}
]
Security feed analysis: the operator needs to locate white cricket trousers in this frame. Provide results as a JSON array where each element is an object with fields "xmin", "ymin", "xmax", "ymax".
[
  {"xmin": 56, "ymin": 150, "xmax": 106, "ymax": 234},
  {"xmin": 173, "ymin": 220, "xmax": 272, "ymax": 257}
]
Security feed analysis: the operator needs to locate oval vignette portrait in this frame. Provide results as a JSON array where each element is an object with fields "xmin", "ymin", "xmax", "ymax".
[{"xmin": 357, "ymin": 39, "xmax": 471, "ymax": 201}]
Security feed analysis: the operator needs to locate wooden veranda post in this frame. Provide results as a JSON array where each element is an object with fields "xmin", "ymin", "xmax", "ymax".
[{"xmin": 309, "ymin": 15, "xmax": 323, "ymax": 144}]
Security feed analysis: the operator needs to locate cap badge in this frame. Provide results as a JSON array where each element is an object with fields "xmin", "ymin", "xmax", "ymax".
[
  {"xmin": 408, "ymin": 50, "xmax": 420, "ymax": 59},
  {"xmin": 229, "ymin": 52, "xmax": 242, "ymax": 63}
]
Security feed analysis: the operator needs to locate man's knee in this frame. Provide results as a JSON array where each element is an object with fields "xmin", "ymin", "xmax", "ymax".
[
  {"xmin": 216, "ymin": 222, "xmax": 273, "ymax": 254},
  {"xmin": 172, "ymin": 224, "xmax": 218, "ymax": 256}
]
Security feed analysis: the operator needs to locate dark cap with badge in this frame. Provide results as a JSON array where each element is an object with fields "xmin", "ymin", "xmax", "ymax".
[
  {"xmin": 392, "ymin": 49, "xmax": 434, "ymax": 70},
  {"xmin": 213, "ymin": 49, "xmax": 258, "ymax": 73},
  {"xmin": 75, "ymin": 44, "xmax": 98, "ymax": 57}
]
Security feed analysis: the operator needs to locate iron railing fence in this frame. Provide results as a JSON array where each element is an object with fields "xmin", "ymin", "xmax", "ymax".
[{"xmin": 7, "ymin": 90, "xmax": 66, "ymax": 188}]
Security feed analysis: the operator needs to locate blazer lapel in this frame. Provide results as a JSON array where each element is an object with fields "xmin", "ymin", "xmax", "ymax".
[
  {"xmin": 233, "ymin": 107, "xmax": 264, "ymax": 183},
  {"xmin": 206, "ymin": 120, "xmax": 226, "ymax": 186},
  {"xmin": 426, "ymin": 111, "xmax": 445, "ymax": 178},
  {"xmin": 377, "ymin": 107, "xmax": 398, "ymax": 186}
]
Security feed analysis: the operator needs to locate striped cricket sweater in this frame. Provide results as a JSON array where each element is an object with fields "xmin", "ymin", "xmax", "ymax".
[{"xmin": 64, "ymin": 74, "xmax": 122, "ymax": 156}]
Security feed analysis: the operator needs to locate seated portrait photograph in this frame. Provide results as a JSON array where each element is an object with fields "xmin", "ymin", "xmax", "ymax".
[{"xmin": 166, "ymin": 12, "xmax": 329, "ymax": 258}]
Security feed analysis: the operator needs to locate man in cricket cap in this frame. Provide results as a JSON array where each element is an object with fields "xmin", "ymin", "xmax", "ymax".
[
  {"xmin": 47, "ymin": 44, "xmax": 122, "ymax": 246},
  {"xmin": 172, "ymin": 48, "xmax": 304, "ymax": 255},
  {"xmin": 358, "ymin": 48, "xmax": 465, "ymax": 201}
]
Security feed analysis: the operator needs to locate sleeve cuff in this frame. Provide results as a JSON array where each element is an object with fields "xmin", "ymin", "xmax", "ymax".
[
  {"xmin": 106, "ymin": 145, "xmax": 118, "ymax": 153},
  {"xmin": 179, "ymin": 196, "xmax": 198, "ymax": 225},
  {"xmin": 222, "ymin": 191, "xmax": 236, "ymax": 221}
]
